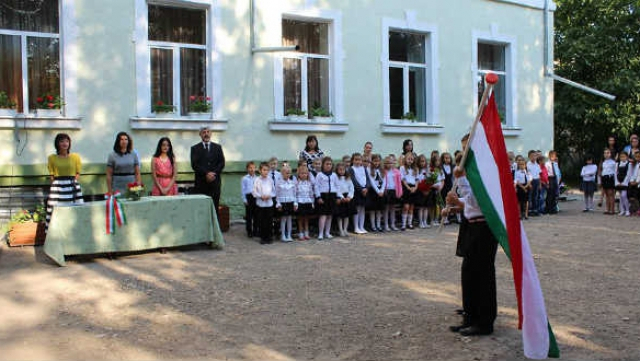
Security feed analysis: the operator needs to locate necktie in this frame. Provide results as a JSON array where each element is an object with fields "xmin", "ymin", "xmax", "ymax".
[
  {"xmin": 328, "ymin": 174, "xmax": 331, "ymax": 193},
  {"xmin": 272, "ymin": 171, "xmax": 275, "ymax": 185},
  {"xmin": 205, "ymin": 143, "xmax": 209, "ymax": 152}
]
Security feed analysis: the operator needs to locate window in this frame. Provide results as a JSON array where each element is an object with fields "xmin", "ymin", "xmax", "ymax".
[
  {"xmin": 148, "ymin": 5, "xmax": 207, "ymax": 116},
  {"xmin": 477, "ymin": 42, "xmax": 508, "ymax": 124},
  {"xmin": 0, "ymin": 0, "xmax": 60, "ymax": 114},
  {"xmin": 388, "ymin": 31, "xmax": 427, "ymax": 122},
  {"xmin": 282, "ymin": 19, "xmax": 330, "ymax": 119}
]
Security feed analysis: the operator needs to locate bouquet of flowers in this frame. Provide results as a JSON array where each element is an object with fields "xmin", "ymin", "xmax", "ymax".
[
  {"xmin": 127, "ymin": 182, "xmax": 145, "ymax": 201},
  {"xmin": 418, "ymin": 169, "xmax": 439, "ymax": 194}
]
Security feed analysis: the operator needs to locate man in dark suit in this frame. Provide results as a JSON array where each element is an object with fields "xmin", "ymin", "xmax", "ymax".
[{"xmin": 191, "ymin": 126, "xmax": 225, "ymax": 218}]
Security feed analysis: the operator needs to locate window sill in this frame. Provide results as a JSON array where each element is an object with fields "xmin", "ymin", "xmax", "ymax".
[
  {"xmin": 269, "ymin": 119, "xmax": 349, "ymax": 133},
  {"xmin": 502, "ymin": 126, "xmax": 522, "ymax": 137},
  {"xmin": 380, "ymin": 122, "xmax": 444, "ymax": 134},
  {"xmin": 130, "ymin": 116, "xmax": 229, "ymax": 131},
  {"xmin": 0, "ymin": 114, "xmax": 82, "ymax": 129}
]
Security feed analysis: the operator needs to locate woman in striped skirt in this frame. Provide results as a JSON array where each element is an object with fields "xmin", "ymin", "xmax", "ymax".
[{"xmin": 46, "ymin": 133, "xmax": 84, "ymax": 232}]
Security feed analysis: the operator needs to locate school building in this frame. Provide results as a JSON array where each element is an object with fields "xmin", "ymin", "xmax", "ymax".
[{"xmin": 0, "ymin": 0, "xmax": 556, "ymax": 220}]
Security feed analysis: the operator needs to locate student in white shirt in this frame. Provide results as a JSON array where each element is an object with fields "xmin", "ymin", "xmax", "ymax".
[
  {"xmin": 252, "ymin": 162, "xmax": 276, "ymax": 244},
  {"xmin": 580, "ymin": 155, "xmax": 598, "ymax": 212},
  {"xmin": 241, "ymin": 161, "xmax": 258, "ymax": 237}
]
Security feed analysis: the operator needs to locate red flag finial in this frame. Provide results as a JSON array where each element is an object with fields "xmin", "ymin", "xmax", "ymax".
[{"xmin": 485, "ymin": 72, "xmax": 499, "ymax": 85}]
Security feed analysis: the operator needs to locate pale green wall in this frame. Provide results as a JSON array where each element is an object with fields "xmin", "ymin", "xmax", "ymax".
[{"xmin": 0, "ymin": 0, "xmax": 553, "ymax": 219}]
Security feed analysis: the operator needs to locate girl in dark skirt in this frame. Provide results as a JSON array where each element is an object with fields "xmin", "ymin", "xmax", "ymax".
[
  {"xmin": 349, "ymin": 153, "xmax": 370, "ymax": 234},
  {"xmin": 440, "ymin": 152, "xmax": 454, "ymax": 224},
  {"xmin": 295, "ymin": 165, "xmax": 315, "ymax": 240},
  {"xmin": 366, "ymin": 154, "xmax": 386, "ymax": 232},
  {"xmin": 599, "ymin": 148, "xmax": 616, "ymax": 214},
  {"xmin": 580, "ymin": 155, "xmax": 598, "ymax": 212},
  {"xmin": 335, "ymin": 162, "xmax": 354, "ymax": 236},
  {"xmin": 46, "ymin": 133, "xmax": 84, "ymax": 233},
  {"xmin": 314, "ymin": 157, "xmax": 342, "ymax": 240},
  {"xmin": 383, "ymin": 156, "xmax": 402, "ymax": 231},
  {"xmin": 276, "ymin": 164, "xmax": 296, "ymax": 242},
  {"xmin": 514, "ymin": 159, "xmax": 532, "ymax": 219},
  {"xmin": 400, "ymin": 153, "xmax": 419, "ymax": 230}
]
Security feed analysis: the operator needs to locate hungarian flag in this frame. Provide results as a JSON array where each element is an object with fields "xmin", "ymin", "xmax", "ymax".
[{"xmin": 464, "ymin": 94, "xmax": 560, "ymax": 359}]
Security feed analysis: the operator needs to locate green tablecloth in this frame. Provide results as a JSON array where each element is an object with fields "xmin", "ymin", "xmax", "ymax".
[{"xmin": 44, "ymin": 195, "xmax": 224, "ymax": 266}]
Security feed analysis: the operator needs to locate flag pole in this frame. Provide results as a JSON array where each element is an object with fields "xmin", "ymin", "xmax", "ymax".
[{"xmin": 438, "ymin": 72, "xmax": 498, "ymax": 231}]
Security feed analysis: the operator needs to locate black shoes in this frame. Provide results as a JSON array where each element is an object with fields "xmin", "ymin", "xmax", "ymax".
[
  {"xmin": 449, "ymin": 323, "xmax": 471, "ymax": 333},
  {"xmin": 458, "ymin": 325, "xmax": 493, "ymax": 336}
]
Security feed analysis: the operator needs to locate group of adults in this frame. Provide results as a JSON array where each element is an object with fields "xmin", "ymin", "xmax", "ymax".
[
  {"xmin": 45, "ymin": 127, "xmax": 226, "ymax": 232},
  {"xmin": 606, "ymin": 133, "xmax": 640, "ymax": 160}
]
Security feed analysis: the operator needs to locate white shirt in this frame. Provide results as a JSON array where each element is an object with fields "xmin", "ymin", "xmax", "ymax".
[
  {"xmin": 252, "ymin": 176, "xmax": 275, "ymax": 208},
  {"xmin": 241, "ymin": 173, "xmax": 257, "ymax": 202},
  {"xmin": 314, "ymin": 172, "xmax": 342, "ymax": 198},
  {"xmin": 400, "ymin": 166, "xmax": 418, "ymax": 185},
  {"xmin": 336, "ymin": 176, "xmax": 355, "ymax": 198},
  {"xmin": 630, "ymin": 163, "xmax": 640, "ymax": 186},
  {"xmin": 601, "ymin": 159, "xmax": 616, "ymax": 176},
  {"xmin": 514, "ymin": 169, "xmax": 530, "ymax": 186},
  {"xmin": 458, "ymin": 176, "xmax": 483, "ymax": 219},
  {"xmin": 350, "ymin": 166, "xmax": 368, "ymax": 189},
  {"xmin": 367, "ymin": 168, "xmax": 385, "ymax": 194},
  {"xmin": 276, "ymin": 178, "xmax": 297, "ymax": 206},
  {"xmin": 527, "ymin": 161, "xmax": 541, "ymax": 180},
  {"xmin": 580, "ymin": 164, "xmax": 598, "ymax": 182},
  {"xmin": 385, "ymin": 169, "xmax": 397, "ymax": 190},
  {"xmin": 269, "ymin": 169, "xmax": 282, "ymax": 187},
  {"xmin": 296, "ymin": 179, "xmax": 315, "ymax": 204}
]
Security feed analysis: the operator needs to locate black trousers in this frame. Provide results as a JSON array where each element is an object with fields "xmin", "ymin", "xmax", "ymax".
[
  {"xmin": 460, "ymin": 221, "xmax": 499, "ymax": 329},
  {"xmin": 256, "ymin": 206, "xmax": 273, "ymax": 243},
  {"xmin": 244, "ymin": 194, "xmax": 257, "ymax": 236},
  {"xmin": 546, "ymin": 176, "xmax": 558, "ymax": 213}
]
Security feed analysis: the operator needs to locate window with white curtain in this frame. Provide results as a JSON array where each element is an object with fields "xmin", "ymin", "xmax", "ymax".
[
  {"xmin": 148, "ymin": 5, "xmax": 207, "ymax": 116},
  {"xmin": 0, "ymin": 0, "xmax": 60, "ymax": 114},
  {"xmin": 388, "ymin": 31, "xmax": 427, "ymax": 122},
  {"xmin": 282, "ymin": 19, "xmax": 330, "ymax": 119},
  {"xmin": 477, "ymin": 42, "xmax": 507, "ymax": 123}
]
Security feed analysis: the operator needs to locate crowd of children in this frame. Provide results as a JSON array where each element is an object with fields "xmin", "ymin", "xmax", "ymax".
[
  {"xmin": 580, "ymin": 148, "xmax": 640, "ymax": 216},
  {"xmin": 241, "ymin": 137, "xmax": 640, "ymax": 244}
]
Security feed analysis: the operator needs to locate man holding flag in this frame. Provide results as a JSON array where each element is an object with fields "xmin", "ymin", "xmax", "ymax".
[{"xmin": 442, "ymin": 73, "xmax": 559, "ymax": 359}]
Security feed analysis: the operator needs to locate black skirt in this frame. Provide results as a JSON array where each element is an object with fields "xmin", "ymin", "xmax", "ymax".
[
  {"xmin": 402, "ymin": 184, "xmax": 420, "ymax": 204},
  {"xmin": 384, "ymin": 189, "xmax": 399, "ymax": 205},
  {"xmin": 580, "ymin": 180, "xmax": 596, "ymax": 194},
  {"xmin": 366, "ymin": 190, "xmax": 386, "ymax": 211},
  {"xmin": 336, "ymin": 193, "xmax": 355, "ymax": 218},
  {"xmin": 278, "ymin": 202, "xmax": 295, "ymax": 216},
  {"xmin": 601, "ymin": 175, "xmax": 615, "ymax": 189},
  {"xmin": 296, "ymin": 202, "xmax": 315, "ymax": 216},
  {"xmin": 317, "ymin": 193, "xmax": 337, "ymax": 215}
]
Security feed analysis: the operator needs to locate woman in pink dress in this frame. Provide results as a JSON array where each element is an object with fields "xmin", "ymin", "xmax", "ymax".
[{"xmin": 151, "ymin": 137, "xmax": 178, "ymax": 196}]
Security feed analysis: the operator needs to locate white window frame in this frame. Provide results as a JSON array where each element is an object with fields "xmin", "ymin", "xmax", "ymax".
[
  {"xmin": 0, "ymin": 0, "xmax": 82, "ymax": 129},
  {"xmin": 270, "ymin": 9, "xmax": 345, "ymax": 133},
  {"xmin": 131, "ymin": 0, "xmax": 226, "ymax": 131},
  {"xmin": 489, "ymin": 0, "xmax": 556, "ymax": 10},
  {"xmin": 472, "ymin": 26, "xmax": 519, "ymax": 134},
  {"xmin": 381, "ymin": 12, "xmax": 441, "ymax": 134}
]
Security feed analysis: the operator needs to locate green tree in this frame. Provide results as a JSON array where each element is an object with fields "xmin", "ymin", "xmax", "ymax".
[{"xmin": 554, "ymin": 0, "xmax": 640, "ymax": 179}]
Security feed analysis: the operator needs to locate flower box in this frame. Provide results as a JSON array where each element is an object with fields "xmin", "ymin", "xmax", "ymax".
[
  {"xmin": 153, "ymin": 112, "xmax": 175, "ymax": 119},
  {"xmin": 0, "ymin": 108, "xmax": 16, "ymax": 117},
  {"xmin": 286, "ymin": 115, "xmax": 308, "ymax": 122},
  {"xmin": 8, "ymin": 221, "xmax": 46, "ymax": 247},
  {"xmin": 313, "ymin": 116, "xmax": 333, "ymax": 123},
  {"xmin": 188, "ymin": 112, "xmax": 211, "ymax": 119},
  {"xmin": 37, "ymin": 108, "xmax": 61, "ymax": 117}
]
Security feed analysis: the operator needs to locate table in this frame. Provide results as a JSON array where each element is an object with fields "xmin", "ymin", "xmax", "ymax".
[{"xmin": 44, "ymin": 195, "xmax": 224, "ymax": 266}]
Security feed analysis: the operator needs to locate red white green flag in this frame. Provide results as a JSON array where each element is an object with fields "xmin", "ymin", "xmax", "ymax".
[{"xmin": 464, "ymin": 94, "xmax": 560, "ymax": 359}]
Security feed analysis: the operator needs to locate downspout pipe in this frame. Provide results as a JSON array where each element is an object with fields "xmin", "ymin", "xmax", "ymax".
[
  {"xmin": 250, "ymin": 0, "xmax": 299, "ymax": 54},
  {"xmin": 544, "ymin": 0, "xmax": 616, "ymax": 100}
]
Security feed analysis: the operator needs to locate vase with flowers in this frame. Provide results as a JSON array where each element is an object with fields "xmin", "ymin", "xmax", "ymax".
[
  {"xmin": 6, "ymin": 205, "xmax": 46, "ymax": 246},
  {"xmin": 35, "ymin": 94, "xmax": 64, "ymax": 117},
  {"xmin": 188, "ymin": 95, "xmax": 212, "ymax": 118},
  {"xmin": 0, "ymin": 91, "xmax": 17, "ymax": 117},
  {"xmin": 152, "ymin": 100, "xmax": 175, "ymax": 118},
  {"xmin": 127, "ymin": 182, "xmax": 145, "ymax": 201}
]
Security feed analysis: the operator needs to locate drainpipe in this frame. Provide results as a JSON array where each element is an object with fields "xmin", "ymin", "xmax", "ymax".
[
  {"xmin": 544, "ymin": 0, "xmax": 616, "ymax": 100},
  {"xmin": 250, "ymin": 0, "xmax": 299, "ymax": 53}
]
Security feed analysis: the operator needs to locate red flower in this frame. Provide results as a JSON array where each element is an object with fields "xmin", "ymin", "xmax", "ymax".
[
  {"xmin": 37, "ymin": 97, "xmax": 43, "ymax": 103},
  {"xmin": 206, "ymin": 96, "xmax": 211, "ymax": 101},
  {"xmin": 189, "ymin": 95, "xmax": 196, "ymax": 101},
  {"xmin": 127, "ymin": 182, "xmax": 134, "ymax": 188},
  {"xmin": 46, "ymin": 95, "xmax": 54, "ymax": 101},
  {"xmin": 156, "ymin": 100, "xmax": 163, "ymax": 106},
  {"xmin": 47, "ymin": 103, "xmax": 55, "ymax": 108}
]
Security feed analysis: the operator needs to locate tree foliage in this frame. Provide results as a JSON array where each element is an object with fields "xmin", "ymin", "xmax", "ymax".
[{"xmin": 554, "ymin": 0, "xmax": 640, "ymax": 178}]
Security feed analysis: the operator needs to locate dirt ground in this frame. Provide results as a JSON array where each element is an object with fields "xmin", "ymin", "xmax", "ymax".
[{"xmin": 1, "ymin": 192, "xmax": 639, "ymax": 361}]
